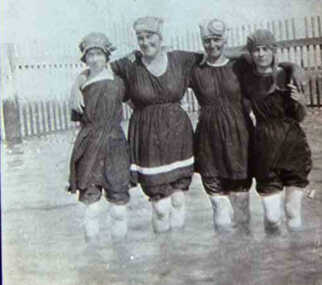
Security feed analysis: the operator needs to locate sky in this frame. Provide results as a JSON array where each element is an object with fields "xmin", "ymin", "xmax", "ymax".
[{"xmin": 0, "ymin": 0, "xmax": 321, "ymax": 52}]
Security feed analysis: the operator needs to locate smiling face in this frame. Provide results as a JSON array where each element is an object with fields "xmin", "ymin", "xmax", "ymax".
[
  {"xmin": 85, "ymin": 48, "xmax": 108, "ymax": 72},
  {"xmin": 136, "ymin": 31, "xmax": 162, "ymax": 59},
  {"xmin": 251, "ymin": 45, "xmax": 275, "ymax": 72},
  {"xmin": 202, "ymin": 36, "xmax": 226, "ymax": 61}
]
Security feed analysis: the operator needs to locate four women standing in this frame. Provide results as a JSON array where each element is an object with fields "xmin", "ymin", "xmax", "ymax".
[{"xmin": 68, "ymin": 18, "xmax": 312, "ymax": 240}]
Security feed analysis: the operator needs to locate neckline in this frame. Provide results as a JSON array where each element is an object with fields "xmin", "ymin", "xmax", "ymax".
[
  {"xmin": 206, "ymin": 58, "xmax": 230, "ymax": 67},
  {"xmin": 141, "ymin": 51, "xmax": 169, "ymax": 78},
  {"xmin": 252, "ymin": 66, "xmax": 283, "ymax": 77},
  {"xmin": 81, "ymin": 64, "xmax": 114, "ymax": 90}
]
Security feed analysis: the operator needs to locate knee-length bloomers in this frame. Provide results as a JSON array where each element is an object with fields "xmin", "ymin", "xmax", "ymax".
[
  {"xmin": 190, "ymin": 59, "xmax": 251, "ymax": 195},
  {"xmin": 111, "ymin": 51, "xmax": 200, "ymax": 200},
  {"xmin": 241, "ymin": 66, "xmax": 312, "ymax": 195},
  {"xmin": 68, "ymin": 68, "xmax": 130, "ymax": 205}
]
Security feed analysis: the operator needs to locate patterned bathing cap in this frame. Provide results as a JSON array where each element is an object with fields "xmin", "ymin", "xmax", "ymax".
[
  {"xmin": 133, "ymin": 16, "xmax": 164, "ymax": 37},
  {"xmin": 246, "ymin": 29, "xmax": 277, "ymax": 52},
  {"xmin": 79, "ymin": 32, "xmax": 116, "ymax": 63},
  {"xmin": 199, "ymin": 18, "xmax": 226, "ymax": 39}
]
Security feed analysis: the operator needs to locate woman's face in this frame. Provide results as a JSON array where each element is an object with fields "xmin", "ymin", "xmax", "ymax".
[
  {"xmin": 202, "ymin": 37, "xmax": 226, "ymax": 60},
  {"xmin": 136, "ymin": 31, "xmax": 162, "ymax": 59},
  {"xmin": 251, "ymin": 45, "xmax": 274, "ymax": 70},
  {"xmin": 85, "ymin": 48, "xmax": 107, "ymax": 71}
]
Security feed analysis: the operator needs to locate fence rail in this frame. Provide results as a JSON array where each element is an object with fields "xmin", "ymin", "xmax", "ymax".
[
  {"xmin": 1, "ymin": 15, "xmax": 322, "ymax": 142},
  {"xmin": 10, "ymin": 100, "xmax": 134, "ymax": 138}
]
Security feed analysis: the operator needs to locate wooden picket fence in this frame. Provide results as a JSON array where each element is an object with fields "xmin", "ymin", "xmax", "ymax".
[
  {"xmin": 1, "ymin": 15, "xmax": 322, "ymax": 141},
  {"xmin": 15, "ymin": 100, "xmax": 134, "ymax": 138}
]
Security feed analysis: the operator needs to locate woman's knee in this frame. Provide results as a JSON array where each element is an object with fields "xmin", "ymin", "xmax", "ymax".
[{"xmin": 171, "ymin": 191, "xmax": 185, "ymax": 209}]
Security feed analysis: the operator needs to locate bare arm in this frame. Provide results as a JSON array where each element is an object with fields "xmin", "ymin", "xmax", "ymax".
[{"xmin": 69, "ymin": 71, "xmax": 88, "ymax": 114}]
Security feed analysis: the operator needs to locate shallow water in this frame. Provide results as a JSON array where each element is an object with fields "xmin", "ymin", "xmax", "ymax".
[{"xmin": 2, "ymin": 117, "xmax": 322, "ymax": 285}]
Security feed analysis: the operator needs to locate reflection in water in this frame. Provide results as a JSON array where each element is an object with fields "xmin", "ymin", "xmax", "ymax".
[{"xmin": 2, "ymin": 129, "xmax": 322, "ymax": 285}]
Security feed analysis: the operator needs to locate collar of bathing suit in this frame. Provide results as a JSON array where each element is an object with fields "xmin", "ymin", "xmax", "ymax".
[
  {"xmin": 80, "ymin": 64, "xmax": 114, "ymax": 90},
  {"xmin": 200, "ymin": 53, "xmax": 229, "ymax": 66}
]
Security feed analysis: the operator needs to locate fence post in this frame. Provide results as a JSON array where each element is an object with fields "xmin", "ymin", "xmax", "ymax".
[{"xmin": 0, "ymin": 43, "xmax": 22, "ymax": 143}]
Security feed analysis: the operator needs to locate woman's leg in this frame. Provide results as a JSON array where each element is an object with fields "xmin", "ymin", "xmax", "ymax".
[
  {"xmin": 79, "ymin": 186, "xmax": 102, "ymax": 242},
  {"xmin": 110, "ymin": 204, "xmax": 128, "ymax": 239},
  {"xmin": 261, "ymin": 192, "xmax": 283, "ymax": 234},
  {"xmin": 285, "ymin": 186, "xmax": 304, "ymax": 230},
  {"xmin": 170, "ymin": 190, "xmax": 186, "ymax": 229},
  {"xmin": 151, "ymin": 197, "xmax": 171, "ymax": 233},
  {"xmin": 229, "ymin": 191, "xmax": 250, "ymax": 231},
  {"xmin": 169, "ymin": 177, "xmax": 191, "ymax": 229},
  {"xmin": 84, "ymin": 202, "xmax": 100, "ymax": 242},
  {"xmin": 228, "ymin": 179, "xmax": 252, "ymax": 231},
  {"xmin": 209, "ymin": 194, "xmax": 234, "ymax": 231},
  {"xmin": 202, "ymin": 176, "xmax": 234, "ymax": 232}
]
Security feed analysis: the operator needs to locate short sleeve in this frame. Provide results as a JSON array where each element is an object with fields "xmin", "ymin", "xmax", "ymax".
[
  {"xmin": 172, "ymin": 50, "xmax": 203, "ymax": 72},
  {"xmin": 113, "ymin": 74, "xmax": 128, "ymax": 103},
  {"xmin": 111, "ymin": 50, "xmax": 139, "ymax": 79},
  {"xmin": 110, "ymin": 58, "xmax": 129, "ymax": 80}
]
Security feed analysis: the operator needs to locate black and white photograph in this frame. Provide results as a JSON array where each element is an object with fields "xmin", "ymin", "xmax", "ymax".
[{"xmin": 1, "ymin": 0, "xmax": 322, "ymax": 284}]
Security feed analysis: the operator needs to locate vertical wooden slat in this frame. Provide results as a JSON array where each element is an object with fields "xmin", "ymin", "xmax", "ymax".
[
  {"xmin": 247, "ymin": 24, "xmax": 252, "ymax": 36},
  {"xmin": 34, "ymin": 102, "xmax": 41, "ymax": 135},
  {"xmin": 291, "ymin": 18, "xmax": 296, "ymax": 40},
  {"xmin": 278, "ymin": 20, "xmax": 284, "ymax": 41},
  {"xmin": 304, "ymin": 17, "xmax": 311, "ymax": 70},
  {"xmin": 285, "ymin": 19, "xmax": 290, "ymax": 40},
  {"xmin": 14, "ymin": 96, "xmax": 23, "ymax": 140},
  {"xmin": 57, "ymin": 101, "xmax": 63, "ymax": 131},
  {"xmin": 317, "ymin": 15, "xmax": 322, "ymax": 37},
  {"xmin": 308, "ymin": 71, "xmax": 314, "ymax": 106},
  {"xmin": 28, "ymin": 103, "xmax": 35, "ymax": 136},
  {"xmin": 312, "ymin": 72, "xmax": 317, "ymax": 106},
  {"xmin": 52, "ymin": 100, "xmax": 58, "ymax": 131},
  {"xmin": 230, "ymin": 27, "xmax": 235, "ymax": 47},
  {"xmin": 318, "ymin": 16, "xmax": 322, "ymax": 106},
  {"xmin": 272, "ymin": 21, "xmax": 277, "ymax": 39},
  {"xmin": 40, "ymin": 101, "xmax": 47, "ymax": 133},
  {"xmin": 299, "ymin": 46, "xmax": 305, "ymax": 68},
  {"xmin": 46, "ymin": 101, "xmax": 52, "ymax": 132},
  {"xmin": 186, "ymin": 31, "xmax": 191, "ymax": 51},
  {"xmin": 190, "ymin": 32, "xmax": 197, "ymax": 51},
  {"xmin": 311, "ymin": 16, "xmax": 316, "ymax": 38},
  {"xmin": 181, "ymin": 34, "xmax": 186, "ymax": 50},
  {"xmin": 241, "ymin": 25, "xmax": 246, "ymax": 46},
  {"xmin": 311, "ymin": 16, "xmax": 319, "ymax": 71},
  {"xmin": 253, "ymin": 23, "xmax": 257, "ymax": 33},
  {"xmin": 63, "ymin": 101, "xmax": 69, "ymax": 129},
  {"xmin": 18, "ymin": 99, "xmax": 25, "ymax": 137},
  {"xmin": 236, "ymin": 27, "xmax": 240, "ymax": 46},
  {"xmin": 176, "ymin": 34, "xmax": 180, "ymax": 50},
  {"xmin": 316, "ymin": 73, "xmax": 322, "ymax": 107},
  {"xmin": 304, "ymin": 17, "xmax": 309, "ymax": 38},
  {"xmin": 191, "ymin": 32, "xmax": 196, "ymax": 51},
  {"xmin": 22, "ymin": 104, "xmax": 29, "ymax": 137}
]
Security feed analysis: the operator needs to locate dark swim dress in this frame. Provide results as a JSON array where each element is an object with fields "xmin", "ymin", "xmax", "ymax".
[
  {"xmin": 111, "ymin": 51, "xmax": 200, "ymax": 201},
  {"xmin": 241, "ymin": 66, "xmax": 312, "ymax": 195},
  {"xmin": 68, "ymin": 68, "xmax": 130, "ymax": 205},
  {"xmin": 190, "ymin": 58, "xmax": 251, "ymax": 195}
]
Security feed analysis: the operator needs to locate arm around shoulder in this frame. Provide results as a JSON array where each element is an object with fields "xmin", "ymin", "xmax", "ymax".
[{"xmin": 69, "ymin": 71, "xmax": 88, "ymax": 117}]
